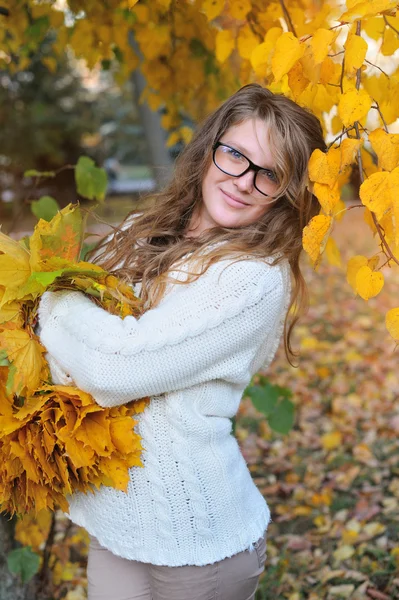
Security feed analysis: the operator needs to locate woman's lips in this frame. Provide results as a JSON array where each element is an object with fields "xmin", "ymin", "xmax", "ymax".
[{"xmin": 221, "ymin": 189, "xmax": 250, "ymax": 208}]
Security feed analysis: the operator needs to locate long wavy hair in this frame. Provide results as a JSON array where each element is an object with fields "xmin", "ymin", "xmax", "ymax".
[{"xmin": 93, "ymin": 84, "xmax": 326, "ymax": 364}]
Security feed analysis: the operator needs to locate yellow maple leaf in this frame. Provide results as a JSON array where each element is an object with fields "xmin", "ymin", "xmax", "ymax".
[
  {"xmin": 338, "ymin": 88, "xmax": 372, "ymax": 127},
  {"xmin": 271, "ymin": 32, "xmax": 305, "ymax": 82},
  {"xmin": 0, "ymin": 232, "xmax": 31, "ymax": 294},
  {"xmin": 359, "ymin": 167, "xmax": 399, "ymax": 220},
  {"xmin": 344, "ymin": 34, "xmax": 368, "ymax": 73},
  {"xmin": 355, "ymin": 265, "xmax": 384, "ymax": 300},
  {"xmin": 0, "ymin": 327, "xmax": 46, "ymax": 396},
  {"xmin": 386, "ymin": 307, "xmax": 399, "ymax": 341},
  {"xmin": 215, "ymin": 29, "xmax": 235, "ymax": 63},
  {"xmin": 29, "ymin": 204, "xmax": 84, "ymax": 271},
  {"xmin": 201, "ymin": 0, "xmax": 224, "ymax": 21},
  {"xmin": 310, "ymin": 28, "xmax": 336, "ymax": 64},
  {"xmin": 369, "ymin": 128, "xmax": 399, "ymax": 171},
  {"xmin": 302, "ymin": 214, "xmax": 332, "ymax": 268},
  {"xmin": 0, "ymin": 289, "xmax": 22, "ymax": 326}
]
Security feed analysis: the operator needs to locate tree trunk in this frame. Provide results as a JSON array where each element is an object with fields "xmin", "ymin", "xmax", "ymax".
[{"xmin": 129, "ymin": 33, "xmax": 173, "ymax": 189}]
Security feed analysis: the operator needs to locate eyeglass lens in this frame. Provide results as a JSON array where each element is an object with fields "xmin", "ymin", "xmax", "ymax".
[{"xmin": 214, "ymin": 145, "xmax": 278, "ymax": 196}]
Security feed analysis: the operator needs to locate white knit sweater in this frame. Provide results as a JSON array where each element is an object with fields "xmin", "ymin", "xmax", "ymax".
[{"xmin": 38, "ymin": 255, "xmax": 291, "ymax": 566}]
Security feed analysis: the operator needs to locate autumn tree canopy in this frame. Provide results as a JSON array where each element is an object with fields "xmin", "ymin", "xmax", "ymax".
[{"xmin": 2, "ymin": 0, "xmax": 399, "ymax": 338}]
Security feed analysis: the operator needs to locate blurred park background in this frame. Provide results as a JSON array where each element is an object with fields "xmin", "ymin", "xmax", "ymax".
[{"xmin": 1, "ymin": 1, "xmax": 399, "ymax": 599}]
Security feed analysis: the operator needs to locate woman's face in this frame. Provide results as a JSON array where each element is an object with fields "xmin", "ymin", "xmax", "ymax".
[{"xmin": 188, "ymin": 118, "xmax": 278, "ymax": 237}]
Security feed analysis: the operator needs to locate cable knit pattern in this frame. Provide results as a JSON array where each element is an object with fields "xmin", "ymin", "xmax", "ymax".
[{"xmin": 38, "ymin": 256, "xmax": 291, "ymax": 566}]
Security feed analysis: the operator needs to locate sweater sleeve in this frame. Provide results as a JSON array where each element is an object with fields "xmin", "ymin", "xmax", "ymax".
[{"xmin": 38, "ymin": 259, "xmax": 289, "ymax": 407}]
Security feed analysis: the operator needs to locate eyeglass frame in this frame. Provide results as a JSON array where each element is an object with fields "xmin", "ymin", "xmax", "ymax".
[{"xmin": 212, "ymin": 141, "xmax": 278, "ymax": 198}]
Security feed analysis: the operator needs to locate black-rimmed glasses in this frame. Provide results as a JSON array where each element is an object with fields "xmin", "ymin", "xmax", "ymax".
[{"xmin": 212, "ymin": 142, "xmax": 279, "ymax": 197}]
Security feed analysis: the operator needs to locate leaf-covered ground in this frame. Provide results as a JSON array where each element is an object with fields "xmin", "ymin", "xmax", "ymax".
[
  {"xmin": 15, "ymin": 206, "xmax": 399, "ymax": 600},
  {"xmin": 241, "ymin": 208, "xmax": 399, "ymax": 599}
]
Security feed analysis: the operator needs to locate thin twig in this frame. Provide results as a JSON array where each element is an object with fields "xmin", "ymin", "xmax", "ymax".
[
  {"xmin": 279, "ymin": 0, "xmax": 297, "ymax": 36},
  {"xmin": 365, "ymin": 59, "xmax": 389, "ymax": 77},
  {"xmin": 334, "ymin": 204, "xmax": 364, "ymax": 218},
  {"xmin": 247, "ymin": 12, "xmax": 264, "ymax": 41},
  {"xmin": 328, "ymin": 51, "xmax": 345, "ymax": 57},
  {"xmin": 327, "ymin": 127, "xmax": 351, "ymax": 149},
  {"xmin": 371, "ymin": 102, "xmax": 389, "ymax": 133},
  {"xmin": 330, "ymin": 23, "xmax": 348, "ymax": 31},
  {"xmin": 384, "ymin": 14, "xmax": 399, "ymax": 35},
  {"xmin": 355, "ymin": 21, "xmax": 361, "ymax": 89},
  {"xmin": 339, "ymin": 56, "xmax": 345, "ymax": 93}
]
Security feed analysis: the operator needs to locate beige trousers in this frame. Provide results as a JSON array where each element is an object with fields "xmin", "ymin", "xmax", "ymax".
[{"xmin": 87, "ymin": 533, "xmax": 267, "ymax": 600}]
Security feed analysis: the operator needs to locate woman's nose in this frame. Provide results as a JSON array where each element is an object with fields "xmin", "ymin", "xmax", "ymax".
[{"xmin": 233, "ymin": 170, "xmax": 255, "ymax": 192}]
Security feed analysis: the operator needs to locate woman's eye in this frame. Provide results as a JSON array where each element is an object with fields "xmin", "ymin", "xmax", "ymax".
[
  {"xmin": 259, "ymin": 169, "xmax": 277, "ymax": 182},
  {"xmin": 224, "ymin": 147, "xmax": 244, "ymax": 161}
]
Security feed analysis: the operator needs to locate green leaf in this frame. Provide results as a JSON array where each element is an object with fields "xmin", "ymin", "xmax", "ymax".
[
  {"xmin": 75, "ymin": 156, "xmax": 108, "ymax": 202},
  {"xmin": 7, "ymin": 547, "xmax": 40, "ymax": 584},
  {"xmin": 0, "ymin": 349, "xmax": 10, "ymax": 366},
  {"xmin": 30, "ymin": 270, "xmax": 64, "ymax": 287},
  {"xmin": 268, "ymin": 398, "xmax": 295, "ymax": 435},
  {"xmin": 24, "ymin": 169, "xmax": 56, "ymax": 178},
  {"xmin": 31, "ymin": 196, "xmax": 60, "ymax": 222},
  {"xmin": 246, "ymin": 383, "xmax": 279, "ymax": 415}
]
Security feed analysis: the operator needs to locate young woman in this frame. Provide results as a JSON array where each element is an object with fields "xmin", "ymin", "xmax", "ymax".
[{"xmin": 38, "ymin": 84, "xmax": 326, "ymax": 600}]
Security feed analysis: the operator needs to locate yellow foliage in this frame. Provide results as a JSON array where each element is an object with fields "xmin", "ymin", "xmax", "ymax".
[
  {"xmin": 386, "ymin": 307, "xmax": 399, "ymax": 341},
  {"xmin": 251, "ymin": 28, "xmax": 282, "ymax": 78},
  {"xmin": 369, "ymin": 128, "xmax": 399, "ymax": 172},
  {"xmin": 321, "ymin": 430, "xmax": 342, "ymax": 451},
  {"xmin": 346, "ymin": 255, "xmax": 368, "ymax": 290},
  {"xmin": 338, "ymin": 88, "xmax": 372, "ymax": 127},
  {"xmin": 324, "ymin": 236, "xmax": 342, "ymax": 268},
  {"xmin": 302, "ymin": 214, "xmax": 332, "ymax": 268},
  {"xmin": 310, "ymin": 28, "xmax": 336, "ymax": 64},
  {"xmin": 201, "ymin": 0, "xmax": 225, "ymax": 21},
  {"xmin": 340, "ymin": 0, "xmax": 398, "ymax": 21},
  {"xmin": 344, "ymin": 34, "xmax": 368, "ymax": 74},
  {"xmin": 215, "ymin": 29, "xmax": 235, "ymax": 63},
  {"xmin": 272, "ymin": 32, "xmax": 304, "ymax": 82},
  {"xmin": 355, "ymin": 265, "xmax": 384, "ymax": 300},
  {"xmin": 228, "ymin": 0, "xmax": 251, "ymax": 20},
  {"xmin": 359, "ymin": 167, "xmax": 399, "ymax": 221},
  {"xmin": 0, "ymin": 205, "xmax": 147, "ymax": 515},
  {"xmin": 237, "ymin": 24, "xmax": 259, "ymax": 60}
]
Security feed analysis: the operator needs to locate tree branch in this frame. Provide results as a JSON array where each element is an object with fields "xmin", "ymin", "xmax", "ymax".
[
  {"xmin": 353, "ymin": 20, "xmax": 399, "ymax": 267},
  {"xmin": 365, "ymin": 59, "xmax": 389, "ymax": 77},
  {"xmin": 279, "ymin": 0, "xmax": 297, "ymax": 37},
  {"xmin": 371, "ymin": 102, "xmax": 389, "ymax": 133},
  {"xmin": 327, "ymin": 127, "xmax": 352, "ymax": 149}
]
